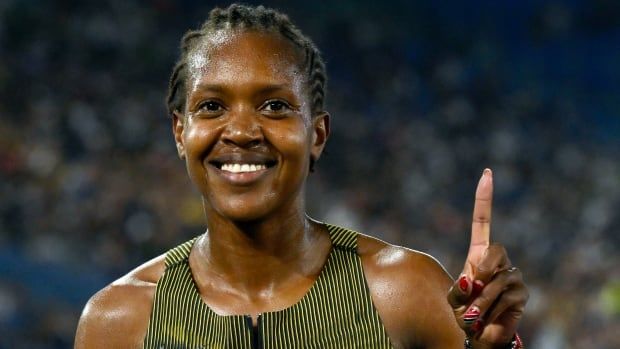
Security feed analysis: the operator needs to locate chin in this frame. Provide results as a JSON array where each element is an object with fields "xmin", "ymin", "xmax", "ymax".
[
  {"xmin": 209, "ymin": 196, "xmax": 278, "ymax": 223},
  {"xmin": 206, "ymin": 187, "xmax": 305, "ymax": 224}
]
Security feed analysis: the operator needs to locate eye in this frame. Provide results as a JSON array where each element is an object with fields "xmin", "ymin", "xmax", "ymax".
[
  {"xmin": 261, "ymin": 100, "xmax": 291, "ymax": 114},
  {"xmin": 198, "ymin": 101, "xmax": 224, "ymax": 113}
]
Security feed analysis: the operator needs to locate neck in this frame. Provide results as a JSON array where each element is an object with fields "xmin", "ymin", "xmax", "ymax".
[{"xmin": 195, "ymin": 200, "xmax": 328, "ymax": 298}]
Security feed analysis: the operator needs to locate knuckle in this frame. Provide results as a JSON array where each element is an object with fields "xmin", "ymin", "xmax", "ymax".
[
  {"xmin": 489, "ymin": 243, "xmax": 507, "ymax": 255},
  {"xmin": 494, "ymin": 270, "xmax": 511, "ymax": 282},
  {"xmin": 519, "ymin": 284, "xmax": 530, "ymax": 303},
  {"xmin": 504, "ymin": 290, "xmax": 521, "ymax": 304},
  {"xmin": 476, "ymin": 264, "xmax": 492, "ymax": 276},
  {"xmin": 507, "ymin": 298, "xmax": 527, "ymax": 314},
  {"xmin": 506, "ymin": 268, "xmax": 524, "ymax": 285},
  {"xmin": 475, "ymin": 294, "xmax": 493, "ymax": 309},
  {"xmin": 495, "ymin": 267, "xmax": 523, "ymax": 286},
  {"xmin": 473, "ymin": 216, "xmax": 490, "ymax": 223},
  {"xmin": 505, "ymin": 287, "xmax": 529, "ymax": 308}
]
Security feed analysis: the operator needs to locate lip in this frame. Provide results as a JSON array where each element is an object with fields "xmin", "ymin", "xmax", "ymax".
[{"xmin": 208, "ymin": 151, "xmax": 277, "ymax": 168}]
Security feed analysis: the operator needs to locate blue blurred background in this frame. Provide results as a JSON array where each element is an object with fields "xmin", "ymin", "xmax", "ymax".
[{"xmin": 0, "ymin": 0, "xmax": 618, "ymax": 347}]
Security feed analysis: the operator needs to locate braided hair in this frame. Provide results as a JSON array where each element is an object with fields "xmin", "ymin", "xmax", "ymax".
[{"xmin": 166, "ymin": 4, "xmax": 327, "ymax": 117}]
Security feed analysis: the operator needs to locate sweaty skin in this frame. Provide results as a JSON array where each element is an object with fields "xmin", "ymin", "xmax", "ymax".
[
  {"xmin": 75, "ymin": 30, "xmax": 527, "ymax": 349},
  {"xmin": 75, "ymin": 231, "xmax": 465, "ymax": 348}
]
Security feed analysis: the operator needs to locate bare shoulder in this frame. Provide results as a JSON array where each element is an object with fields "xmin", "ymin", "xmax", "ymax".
[
  {"xmin": 357, "ymin": 233, "xmax": 452, "ymax": 282},
  {"xmin": 356, "ymin": 233, "xmax": 453, "ymax": 309},
  {"xmin": 74, "ymin": 254, "xmax": 166, "ymax": 349},
  {"xmin": 357, "ymin": 234, "xmax": 464, "ymax": 348}
]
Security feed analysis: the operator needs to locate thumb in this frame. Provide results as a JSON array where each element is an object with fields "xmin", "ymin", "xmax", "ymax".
[{"xmin": 447, "ymin": 274, "xmax": 472, "ymax": 310}]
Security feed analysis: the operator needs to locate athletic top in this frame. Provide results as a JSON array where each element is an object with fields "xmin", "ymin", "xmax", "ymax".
[{"xmin": 143, "ymin": 224, "xmax": 394, "ymax": 348}]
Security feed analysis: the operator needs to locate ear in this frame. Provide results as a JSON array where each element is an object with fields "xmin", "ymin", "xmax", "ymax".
[
  {"xmin": 172, "ymin": 111, "xmax": 186, "ymax": 159},
  {"xmin": 310, "ymin": 111, "xmax": 330, "ymax": 163}
]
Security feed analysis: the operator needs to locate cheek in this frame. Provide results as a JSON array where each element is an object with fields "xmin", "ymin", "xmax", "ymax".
[
  {"xmin": 184, "ymin": 121, "xmax": 217, "ymax": 159},
  {"xmin": 267, "ymin": 121, "xmax": 311, "ymax": 160},
  {"xmin": 182, "ymin": 121, "xmax": 219, "ymax": 187}
]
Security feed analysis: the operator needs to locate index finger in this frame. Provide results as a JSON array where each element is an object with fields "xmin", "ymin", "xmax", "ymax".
[{"xmin": 471, "ymin": 168, "xmax": 493, "ymax": 249}]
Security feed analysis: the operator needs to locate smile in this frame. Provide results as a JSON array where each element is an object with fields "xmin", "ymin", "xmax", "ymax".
[
  {"xmin": 220, "ymin": 163, "xmax": 268, "ymax": 173},
  {"xmin": 207, "ymin": 151, "xmax": 278, "ymax": 186},
  {"xmin": 209, "ymin": 160, "xmax": 276, "ymax": 186}
]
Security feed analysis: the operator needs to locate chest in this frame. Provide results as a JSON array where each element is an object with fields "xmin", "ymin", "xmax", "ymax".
[{"xmin": 143, "ymin": 246, "xmax": 393, "ymax": 348}]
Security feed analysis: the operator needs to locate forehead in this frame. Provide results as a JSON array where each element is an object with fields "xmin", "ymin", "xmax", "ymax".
[{"xmin": 187, "ymin": 30, "xmax": 306, "ymax": 90}]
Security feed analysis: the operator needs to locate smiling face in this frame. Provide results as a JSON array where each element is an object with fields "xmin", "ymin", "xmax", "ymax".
[{"xmin": 173, "ymin": 30, "xmax": 329, "ymax": 223}]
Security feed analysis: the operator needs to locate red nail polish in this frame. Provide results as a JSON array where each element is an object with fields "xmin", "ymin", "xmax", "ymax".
[
  {"xmin": 471, "ymin": 319, "xmax": 484, "ymax": 332},
  {"xmin": 463, "ymin": 305, "xmax": 480, "ymax": 324},
  {"xmin": 514, "ymin": 333, "xmax": 523, "ymax": 347},
  {"xmin": 458, "ymin": 275, "xmax": 469, "ymax": 292},
  {"xmin": 472, "ymin": 280, "xmax": 484, "ymax": 298}
]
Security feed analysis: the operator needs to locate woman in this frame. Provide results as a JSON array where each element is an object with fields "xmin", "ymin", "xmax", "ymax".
[{"xmin": 75, "ymin": 4, "xmax": 527, "ymax": 348}]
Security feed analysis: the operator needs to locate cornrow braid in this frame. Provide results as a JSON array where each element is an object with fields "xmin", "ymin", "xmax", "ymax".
[{"xmin": 166, "ymin": 4, "xmax": 327, "ymax": 117}]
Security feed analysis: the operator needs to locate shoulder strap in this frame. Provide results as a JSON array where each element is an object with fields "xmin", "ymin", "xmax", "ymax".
[
  {"xmin": 326, "ymin": 223, "xmax": 358, "ymax": 250},
  {"xmin": 164, "ymin": 237, "xmax": 198, "ymax": 268}
]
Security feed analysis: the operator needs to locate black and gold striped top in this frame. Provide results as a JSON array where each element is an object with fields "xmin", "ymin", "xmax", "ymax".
[{"xmin": 143, "ymin": 224, "xmax": 393, "ymax": 348}]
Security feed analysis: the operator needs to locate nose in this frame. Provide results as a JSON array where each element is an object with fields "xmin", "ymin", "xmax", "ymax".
[{"xmin": 220, "ymin": 107, "xmax": 264, "ymax": 148}]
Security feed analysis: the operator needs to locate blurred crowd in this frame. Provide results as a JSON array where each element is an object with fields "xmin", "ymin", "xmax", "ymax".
[{"xmin": 0, "ymin": 0, "xmax": 618, "ymax": 348}]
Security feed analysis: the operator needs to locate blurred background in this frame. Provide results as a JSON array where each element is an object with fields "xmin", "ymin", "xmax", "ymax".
[{"xmin": 1, "ymin": 0, "xmax": 618, "ymax": 347}]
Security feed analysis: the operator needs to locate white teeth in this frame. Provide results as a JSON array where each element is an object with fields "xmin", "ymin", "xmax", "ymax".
[{"xmin": 220, "ymin": 163, "xmax": 267, "ymax": 173}]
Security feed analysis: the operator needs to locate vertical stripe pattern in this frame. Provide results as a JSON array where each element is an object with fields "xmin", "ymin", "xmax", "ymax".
[{"xmin": 143, "ymin": 224, "xmax": 394, "ymax": 348}]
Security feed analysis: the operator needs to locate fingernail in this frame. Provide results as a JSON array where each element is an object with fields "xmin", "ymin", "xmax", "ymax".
[
  {"xmin": 463, "ymin": 305, "xmax": 480, "ymax": 324},
  {"xmin": 471, "ymin": 319, "xmax": 484, "ymax": 332},
  {"xmin": 458, "ymin": 275, "xmax": 470, "ymax": 293},
  {"xmin": 472, "ymin": 280, "xmax": 484, "ymax": 298},
  {"xmin": 483, "ymin": 168, "xmax": 492, "ymax": 177}
]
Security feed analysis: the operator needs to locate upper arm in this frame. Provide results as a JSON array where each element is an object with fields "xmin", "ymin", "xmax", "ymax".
[
  {"xmin": 74, "ymin": 281, "xmax": 155, "ymax": 349},
  {"xmin": 75, "ymin": 256, "xmax": 164, "ymax": 349},
  {"xmin": 359, "ymin": 235, "xmax": 465, "ymax": 349}
]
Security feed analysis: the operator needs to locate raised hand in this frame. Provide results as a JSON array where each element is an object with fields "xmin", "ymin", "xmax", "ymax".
[{"xmin": 447, "ymin": 169, "xmax": 528, "ymax": 346}]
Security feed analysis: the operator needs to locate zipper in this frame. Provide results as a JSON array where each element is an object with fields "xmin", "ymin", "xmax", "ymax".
[{"xmin": 247, "ymin": 314, "xmax": 262, "ymax": 349}]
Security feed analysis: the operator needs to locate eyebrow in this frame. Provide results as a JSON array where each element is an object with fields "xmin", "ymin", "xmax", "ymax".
[
  {"xmin": 254, "ymin": 84, "xmax": 291, "ymax": 95},
  {"xmin": 191, "ymin": 83, "xmax": 226, "ymax": 94},
  {"xmin": 192, "ymin": 83, "xmax": 292, "ymax": 94}
]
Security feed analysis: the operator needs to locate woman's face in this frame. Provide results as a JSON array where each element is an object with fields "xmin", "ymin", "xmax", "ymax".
[{"xmin": 174, "ymin": 30, "xmax": 329, "ymax": 222}]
